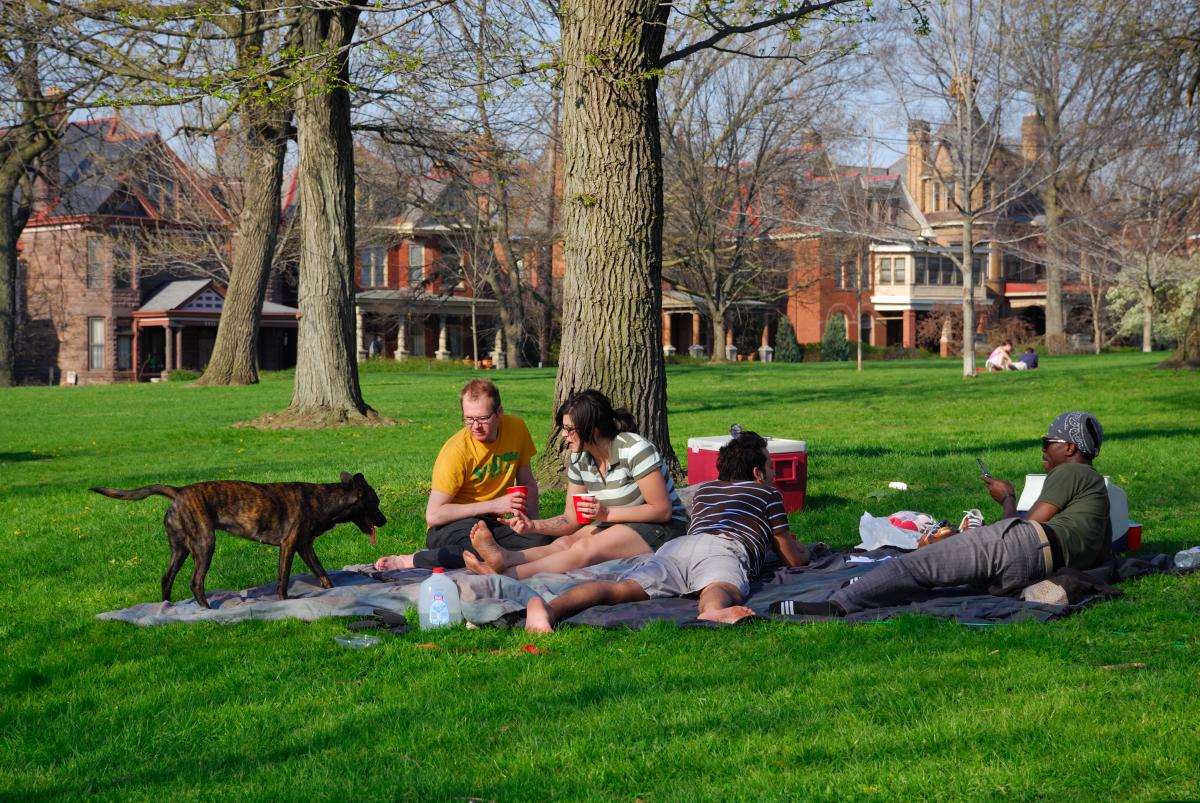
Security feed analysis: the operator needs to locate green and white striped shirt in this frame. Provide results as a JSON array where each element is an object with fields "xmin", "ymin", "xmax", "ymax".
[{"xmin": 566, "ymin": 432, "xmax": 688, "ymax": 524}]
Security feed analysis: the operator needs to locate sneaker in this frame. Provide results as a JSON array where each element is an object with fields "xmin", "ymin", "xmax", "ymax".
[{"xmin": 959, "ymin": 508, "xmax": 984, "ymax": 531}]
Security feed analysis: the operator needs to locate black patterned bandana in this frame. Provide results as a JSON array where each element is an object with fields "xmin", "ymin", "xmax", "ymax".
[{"xmin": 1046, "ymin": 411, "xmax": 1103, "ymax": 457}]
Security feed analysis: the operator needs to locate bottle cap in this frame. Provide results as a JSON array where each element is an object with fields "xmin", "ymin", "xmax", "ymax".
[{"xmin": 432, "ymin": 567, "xmax": 445, "ymax": 574}]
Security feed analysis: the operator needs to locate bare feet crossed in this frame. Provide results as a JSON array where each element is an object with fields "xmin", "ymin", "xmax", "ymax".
[
  {"xmin": 469, "ymin": 520, "xmax": 510, "ymax": 573},
  {"xmin": 462, "ymin": 550, "xmax": 498, "ymax": 575}
]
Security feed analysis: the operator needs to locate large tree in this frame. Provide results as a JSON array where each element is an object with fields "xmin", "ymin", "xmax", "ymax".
[
  {"xmin": 1004, "ymin": 0, "xmax": 1153, "ymax": 354},
  {"xmin": 545, "ymin": 0, "xmax": 860, "ymax": 481}
]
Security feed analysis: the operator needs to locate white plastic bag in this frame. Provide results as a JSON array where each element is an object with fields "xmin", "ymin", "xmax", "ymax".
[{"xmin": 856, "ymin": 511, "xmax": 920, "ymax": 551}]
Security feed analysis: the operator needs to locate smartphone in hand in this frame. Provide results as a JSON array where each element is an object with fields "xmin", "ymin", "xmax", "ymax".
[{"xmin": 976, "ymin": 457, "xmax": 992, "ymax": 479}]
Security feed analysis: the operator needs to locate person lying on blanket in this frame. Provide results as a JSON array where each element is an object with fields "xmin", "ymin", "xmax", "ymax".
[
  {"xmin": 517, "ymin": 431, "xmax": 811, "ymax": 632},
  {"xmin": 792, "ymin": 411, "xmax": 1111, "ymax": 617},
  {"xmin": 462, "ymin": 389, "xmax": 690, "ymax": 580}
]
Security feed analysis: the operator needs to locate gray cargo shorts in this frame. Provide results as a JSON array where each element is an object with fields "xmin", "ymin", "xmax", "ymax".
[{"xmin": 619, "ymin": 533, "xmax": 751, "ymax": 598}]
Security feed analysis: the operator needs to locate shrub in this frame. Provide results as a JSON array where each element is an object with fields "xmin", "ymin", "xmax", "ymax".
[
  {"xmin": 821, "ymin": 316, "xmax": 850, "ymax": 361},
  {"xmin": 168, "ymin": 369, "xmax": 199, "ymax": 382},
  {"xmin": 773, "ymin": 317, "xmax": 804, "ymax": 362}
]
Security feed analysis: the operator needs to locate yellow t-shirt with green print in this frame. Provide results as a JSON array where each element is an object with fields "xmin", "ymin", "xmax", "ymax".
[{"xmin": 430, "ymin": 415, "xmax": 536, "ymax": 504}]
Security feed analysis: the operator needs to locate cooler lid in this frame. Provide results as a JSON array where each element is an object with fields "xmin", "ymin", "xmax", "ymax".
[{"xmin": 687, "ymin": 435, "xmax": 806, "ymax": 453}]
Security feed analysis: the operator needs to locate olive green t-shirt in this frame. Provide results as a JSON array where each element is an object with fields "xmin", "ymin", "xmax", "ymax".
[{"xmin": 1040, "ymin": 462, "xmax": 1110, "ymax": 569}]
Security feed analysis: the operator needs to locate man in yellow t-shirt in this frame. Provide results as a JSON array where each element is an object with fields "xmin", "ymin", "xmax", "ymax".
[{"xmin": 375, "ymin": 379, "xmax": 551, "ymax": 570}]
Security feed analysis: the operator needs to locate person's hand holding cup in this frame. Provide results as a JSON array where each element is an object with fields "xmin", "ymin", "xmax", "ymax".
[
  {"xmin": 572, "ymin": 493, "xmax": 598, "ymax": 524},
  {"xmin": 505, "ymin": 485, "xmax": 528, "ymax": 517}
]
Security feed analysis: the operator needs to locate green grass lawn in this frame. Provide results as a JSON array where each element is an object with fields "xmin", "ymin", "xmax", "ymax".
[{"xmin": 2, "ymin": 352, "xmax": 1198, "ymax": 801}]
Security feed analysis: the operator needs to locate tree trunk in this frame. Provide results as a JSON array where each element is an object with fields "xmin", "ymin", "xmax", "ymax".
[
  {"xmin": 252, "ymin": 2, "xmax": 382, "ymax": 428},
  {"xmin": 197, "ymin": 6, "xmax": 294, "ymax": 387},
  {"xmin": 1141, "ymin": 284, "xmax": 1154, "ymax": 352},
  {"xmin": 196, "ymin": 108, "xmax": 291, "ymax": 386},
  {"xmin": 960, "ymin": 218, "xmax": 977, "ymax": 377},
  {"xmin": 711, "ymin": 315, "xmax": 727, "ymax": 362},
  {"xmin": 1040, "ymin": 124, "xmax": 1068, "ymax": 355},
  {"xmin": 1164, "ymin": 288, "xmax": 1200, "ymax": 368},
  {"xmin": 538, "ymin": 0, "xmax": 679, "ymax": 485},
  {"xmin": 0, "ymin": 187, "xmax": 19, "ymax": 387}
]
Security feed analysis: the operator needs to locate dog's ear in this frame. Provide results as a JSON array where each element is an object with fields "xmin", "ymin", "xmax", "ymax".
[
  {"xmin": 340, "ymin": 471, "xmax": 353, "ymax": 486},
  {"xmin": 353, "ymin": 472, "xmax": 367, "ymax": 486}
]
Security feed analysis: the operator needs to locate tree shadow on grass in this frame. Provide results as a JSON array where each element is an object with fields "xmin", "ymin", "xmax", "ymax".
[{"xmin": 0, "ymin": 451, "xmax": 51, "ymax": 463}]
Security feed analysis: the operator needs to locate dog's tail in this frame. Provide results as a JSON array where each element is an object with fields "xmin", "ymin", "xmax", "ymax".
[{"xmin": 90, "ymin": 485, "xmax": 179, "ymax": 501}]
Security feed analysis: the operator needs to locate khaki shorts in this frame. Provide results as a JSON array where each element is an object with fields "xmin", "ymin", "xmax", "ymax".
[{"xmin": 619, "ymin": 534, "xmax": 750, "ymax": 598}]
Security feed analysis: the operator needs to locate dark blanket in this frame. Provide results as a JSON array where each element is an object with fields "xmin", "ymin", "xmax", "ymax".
[{"xmin": 96, "ymin": 545, "xmax": 1180, "ymax": 629}]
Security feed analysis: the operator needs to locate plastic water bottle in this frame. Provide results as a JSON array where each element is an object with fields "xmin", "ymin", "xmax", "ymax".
[
  {"xmin": 1174, "ymin": 547, "xmax": 1200, "ymax": 570},
  {"xmin": 418, "ymin": 568, "xmax": 462, "ymax": 629}
]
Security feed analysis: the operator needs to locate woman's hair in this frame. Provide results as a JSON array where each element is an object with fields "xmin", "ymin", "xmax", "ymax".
[
  {"xmin": 555, "ymin": 390, "xmax": 638, "ymax": 444},
  {"xmin": 717, "ymin": 431, "xmax": 769, "ymax": 482}
]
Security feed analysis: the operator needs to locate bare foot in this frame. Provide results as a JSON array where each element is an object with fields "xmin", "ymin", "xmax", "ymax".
[
  {"xmin": 374, "ymin": 554, "xmax": 415, "ymax": 571},
  {"xmin": 462, "ymin": 550, "xmax": 498, "ymax": 575},
  {"xmin": 525, "ymin": 597, "xmax": 555, "ymax": 633},
  {"xmin": 469, "ymin": 520, "xmax": 509, "ymax": 573},
  {"xmin": 697, "ymin": 605, "xmax": 757, "ymax": 625}
]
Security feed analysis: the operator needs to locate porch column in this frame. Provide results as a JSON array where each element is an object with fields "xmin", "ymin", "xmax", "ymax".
[
  {"xmin": 435, "ymin": 315, "xmax": 451, "ymax": 360},
  {"xmin": 131, "ymin": 320, "xmax": 140, "ymax": 382},
  {"xmin": 725, "ymin": 326, "xmax": 737, "ymax": 362},
  {"xmin": 394, "ymin": 315, "xmax": 409, "ymax": 361},
  {"xmin": 940, "ymin": 318, "xmax": 953, "ymax": 358},
  {"xmin": 174, "ymin": 326, "xmax": 184, "ymax": 370},
  {"xmin": 688, "ymin": 312, "xmax": 705, "ymax": 358},
  {"xmin": 164, "ymin": 324, "xmax": 175, "ymax": 375},
  {"xmin": 662, "ymin": 312, "xmax": 675, "ymax": 356},
  {"xmin": 902, "ymin": 310, "xmax": 917, "ymax": 349},
  {"xmin": 355, "ymin": 305, "xmax": 366, "ymax": 362},
  {"xmin": 758, "ymin": 321, "xmax": 774, "ymax": 363}
]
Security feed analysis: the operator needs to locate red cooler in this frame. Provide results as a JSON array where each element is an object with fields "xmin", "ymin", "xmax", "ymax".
[{"xmin": 687, "ymin": 435, "xmax": 808, "ymax": 512}]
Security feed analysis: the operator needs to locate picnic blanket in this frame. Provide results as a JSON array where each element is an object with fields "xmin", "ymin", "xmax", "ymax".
[{"xmin": 96, "ymin": 546, "xmax": 1181, "ymax": 629}]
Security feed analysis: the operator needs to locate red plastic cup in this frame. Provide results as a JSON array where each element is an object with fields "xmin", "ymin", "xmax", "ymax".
[
  {"xmin": 1126, "ymin": 522, "xmax": 1142, "ymax": 551},
  {"xmin": 506, "ymin": 485, "xmax": 527, "ymax": 514},
  {"xmin": 572, "ymin": 493, "xmax": 597, "ymax": 524}
]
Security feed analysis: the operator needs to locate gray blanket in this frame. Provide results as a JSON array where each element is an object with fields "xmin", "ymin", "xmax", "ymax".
[{"xmin": 96, "ymin": 547, "xmax": 1179, "ymax": 629}]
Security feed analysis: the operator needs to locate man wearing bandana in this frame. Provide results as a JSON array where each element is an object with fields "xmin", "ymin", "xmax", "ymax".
[{"xmin": 813, "ymin": 412, "xmax": 1111, "ymax": 615}]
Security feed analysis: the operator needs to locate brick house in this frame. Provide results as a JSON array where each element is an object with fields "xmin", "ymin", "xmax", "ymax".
[
  {"xmin": 775, "ymin": 116, "xmax": 1067, "ymax": 351},
  {"xmin": 14, "ymin": 116, "xmax": 299, "ymax": 384}
]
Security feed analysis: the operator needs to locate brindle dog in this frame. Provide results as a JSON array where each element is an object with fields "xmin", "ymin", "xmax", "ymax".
[{"xmin": 91, "ymin": 472, "xmax": 387, "ymax": 608}]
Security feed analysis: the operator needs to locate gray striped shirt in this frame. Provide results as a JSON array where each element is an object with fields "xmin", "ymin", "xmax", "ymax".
[{"xmin": 566, "ymin": 432, "xmax": 688, "ymax": 524}]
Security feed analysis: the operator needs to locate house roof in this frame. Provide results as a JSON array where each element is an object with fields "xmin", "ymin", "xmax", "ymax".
[{"xmin": 139, "ymin": 279, "xmax": 297, "ymax": 315}]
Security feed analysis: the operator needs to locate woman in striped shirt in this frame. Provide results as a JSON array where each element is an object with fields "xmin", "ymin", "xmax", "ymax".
[{"xmin": 464, "ymin": 390, "xmax": 688, "ymax": 580}]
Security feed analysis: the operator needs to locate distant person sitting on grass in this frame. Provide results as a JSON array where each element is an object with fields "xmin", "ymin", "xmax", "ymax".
[
  {"xmin": 521, "ymin": 431, "xmax": 811, "ymax": 632},
  {"xmin": 463, "ymin": 389, "xmax": 689, "ymax": 580},
  {"xmin": 985, "ymin": 340, "xmax": 1015, "ymax": 371},
  {"xmin": 1018, "ymin": 347, "xmax": 1039, "ymax": 370},
  {"xmin": 784, "ymin": 411, "xmax": 1110, "ymax": 617}
]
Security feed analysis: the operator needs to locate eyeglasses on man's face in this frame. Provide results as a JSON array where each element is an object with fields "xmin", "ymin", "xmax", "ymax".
[
  {"xmin": 463, "ymin": 411, "xmax": 497, "ymax": 426},
  {"xmin": 1041, "ymin": 437, "xmax": 1068, "ymax": 451}
]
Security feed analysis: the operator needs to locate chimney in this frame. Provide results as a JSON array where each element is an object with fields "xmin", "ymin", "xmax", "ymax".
[
  {"xmin": 1021, "ymin": 113, "xmax": 1044, "ymax": 163},
  {"xmin": 906, "ymin": 120, "xmax": 930, "ymax": 211}
]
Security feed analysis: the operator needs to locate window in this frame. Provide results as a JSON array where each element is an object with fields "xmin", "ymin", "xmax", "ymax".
[
  {"xmin": 945, "ymin": 181, "xmax": 956, "ymax": 209},
  {"xmin": 88, "ymin": 317, "xmax": 105, "ymax": 370},
  {"xmin": 407, "ymin": 242, "xmax": 425, "ymax": 286},
  {"xmin": 915, "ymin": 255, "xmax": 927, "ymax": 285},
  {"xmin": 113, "ymin": 241, "xmax": 132, "ymax": 289},
  {"xmin": 972, "ymin": 258, "xmax": 982, "ymax": 285},
  {"xmin": 117, "ymin": 335, "xmax": 132, "ymax": 370},
  {"xmin": 860, "ymin": 260, "xmax": 871, "ymax": 290},
  {"xmin": 877, "ymin": 257, "xmax": 891, "ymax": 284},
  {"xmin": 834, "ymin": 263, "xmax": 844, "ymax": 289},
  {"xmin": 86, "ymin": 239, "xmax": 103, "ymax": 289},
  {"xmin": 360, "ymin": 247, "xmax": 387, "ymax": 287},
  {"xmin": 932, "ymin": 183, "xmax": 940, "ymax": 211},
  {"xmin": 436, "ymin": 251, "xmax": 460, "ymax": 285},
  {"xmin": 893, "ymin": 257, "xmax": 906, "ymax": 284}
]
